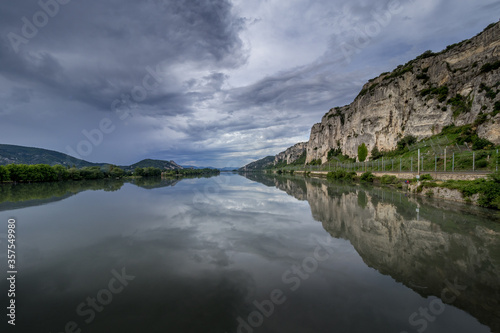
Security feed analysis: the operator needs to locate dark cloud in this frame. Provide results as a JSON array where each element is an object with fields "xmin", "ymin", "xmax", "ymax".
[
  {"xmin": 0, "ymin": 0, "xmax": 498, "ymax": 167},
  {"xmin": 0, "ymin": 0, "xmax": 246, "ymax": 112}
]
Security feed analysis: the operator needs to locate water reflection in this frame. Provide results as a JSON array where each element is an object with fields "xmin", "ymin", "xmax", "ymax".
[
  {"xmin": 0, "ymin": 177, "xmax": 193, "ymax": 211},
  {"xmin": 0, "ymin": 174, "xmax": 498, "ymax": 332},
  {"xmin": 245, "ymin": 173, "xmax": 500, "ymax": 332}
]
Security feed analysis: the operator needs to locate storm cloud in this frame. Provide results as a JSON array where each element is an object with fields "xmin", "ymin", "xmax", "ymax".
[{"xmin": 0, "ymin": 0, "xmax": 498, "ymax": 167}]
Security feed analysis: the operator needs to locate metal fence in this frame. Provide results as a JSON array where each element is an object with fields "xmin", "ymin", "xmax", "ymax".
[{"xmin": 277, "ymin": 148, "xmax": 500, "ymax": 174}]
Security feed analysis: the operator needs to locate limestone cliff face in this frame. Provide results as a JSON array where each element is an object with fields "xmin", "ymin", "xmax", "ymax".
[
  {"xmin": 274, "ymin": 142, "xmax": 306, "ymax": 165},
  {"xmin": 305, "ymin": 22, "xmax": 500, "ymax": 163}
]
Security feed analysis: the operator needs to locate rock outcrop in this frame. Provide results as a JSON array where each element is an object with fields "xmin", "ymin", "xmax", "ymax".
[
  {"xmin": 306, "ymin": 21, "xmax": 500, "ymax": 163},
  {"xmin": 274, "ymin": 142, "xmax": 307, "ymax": 165}
]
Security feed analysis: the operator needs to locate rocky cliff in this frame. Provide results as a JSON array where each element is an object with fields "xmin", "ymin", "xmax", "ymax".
[
  {"xmin": 274, "ymin": 142, "xmax": 307, "ymax": 165},
  {"xmin": 306, "ymin": 21, "xmax": 500, "ymax": 163}
]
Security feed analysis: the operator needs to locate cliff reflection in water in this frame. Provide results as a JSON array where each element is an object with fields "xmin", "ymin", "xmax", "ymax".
[{"xmin": 244, "ymin": 173, "xmax": 500, "ymax": 332}]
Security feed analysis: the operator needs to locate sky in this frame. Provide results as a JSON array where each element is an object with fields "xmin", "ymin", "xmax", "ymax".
[{"xmin": 0, "ymin": 0, "xmax": 499, "ymax": 168}]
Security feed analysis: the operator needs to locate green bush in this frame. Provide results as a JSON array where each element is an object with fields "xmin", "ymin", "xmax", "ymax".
[
  {"xmin": 308, "ymin": 159, "xmax": 322, "ymax": 166},
  {"xmin": 480, "ymin": 61, "xmax": 500, "ymax": 73},
  {"xmin": 358, "ymin": 143, "xmax": 368, "ymax": 162},
  {"xmin": 360, "ymin": 172, "xmax": 375, "ymax": 182},
  {"xmin": 476, "ymin": 160, "xmax": 488, "ymax": 168},
  {"xmin": 472, "ymin": 138, "xmax": 494, "ymax": 150},
  {"xmin": 371, "ymin": 146, "xmax": 383, "ymax": 160},
  {"xmin": 420, "ymin": 174, "xmax": 433, "ymax": 181},
  {"xmin": 380, "ymin": 175, "xmax": 398, "ymax": 184},
  {"xmin": 396, "ymin": 135, "xmax": 417, "ymax": 152},
  {"xmin": 0, "ymin": 165, "xmax": 10, "ymax": 182},
  {"xmin": 327, "ymin": 170, "xmax": 356, "ymax": 181}
]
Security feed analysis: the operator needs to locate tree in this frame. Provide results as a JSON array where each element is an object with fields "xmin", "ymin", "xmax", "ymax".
[
  {"xmin": 0, "ymin": 165, "xmax": 10, "ymax": 182},
  {"xmin": 358, "ymin": 143, "xmax": 368, "ymax": 162},
  {"xmin": 396, "ymin": 135, "xmax": 417, "ymax": 152},
  {"xmin": 109, "ymin": 166, "xmax": 125, "ymax": 178},
  {"xmin": 53, "ymin": 165, "xmax": 70, "ymax": 181},
  {"xmin": 371, "ymin": 146, "xmax": 382, "ymax": 160}
]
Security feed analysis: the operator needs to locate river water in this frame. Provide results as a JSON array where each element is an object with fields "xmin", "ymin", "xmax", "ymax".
[{"xmin": 0, "ymin": 174, "xmax": 499, "ymax": 333}]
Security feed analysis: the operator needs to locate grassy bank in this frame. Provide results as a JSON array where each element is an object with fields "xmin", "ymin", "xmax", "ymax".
[{"xmin": 322, "ymin": 170, "xmax": 500, "ymax": 210}]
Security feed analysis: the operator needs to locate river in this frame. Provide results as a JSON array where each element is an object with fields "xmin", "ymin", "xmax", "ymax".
[{"xmin": 0, "ymin": 174, "xmax": 499, "ymax": 333}]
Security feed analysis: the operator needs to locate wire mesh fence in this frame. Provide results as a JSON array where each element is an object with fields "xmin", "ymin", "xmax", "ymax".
[{"xmin": 275, "ymin": 148, "xmax": 500, "ymax": 174}]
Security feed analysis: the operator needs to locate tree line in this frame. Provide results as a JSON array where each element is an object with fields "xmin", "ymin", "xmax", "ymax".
[
  {"xmin": 0, "ymin": 164, "xmax": 220, "ymax": 183},
  {"xmin": 0, "ymin": 164, "xmax": 126, "ymax": 183}
]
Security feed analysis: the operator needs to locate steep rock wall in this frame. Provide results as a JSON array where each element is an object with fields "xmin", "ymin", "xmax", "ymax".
[
  {"xmin": 274, "ymin": 142, "xmax": 307, "ymax": 165},
  {"xmin": 306, "ymin": 22, "xmax": 500, "ymax": 163}
]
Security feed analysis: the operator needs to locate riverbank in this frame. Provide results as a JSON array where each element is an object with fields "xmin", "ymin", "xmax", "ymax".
[{"xmin": 271, "ymin": 170, "xmax": 499, "ymax": 210}]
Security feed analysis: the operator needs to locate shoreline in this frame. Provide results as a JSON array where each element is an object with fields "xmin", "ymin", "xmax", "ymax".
[{"xmin": 265, "ymin": 170, "xmax": 498, "ymax": 210}]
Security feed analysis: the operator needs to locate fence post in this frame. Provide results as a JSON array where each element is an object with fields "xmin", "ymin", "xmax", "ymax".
[
  {"xmin": 444, "ymin": 148, "xmax": 447, "ymax": 172},
  {"xmin": 417, "ymin": 149, "xmax": 420, "ymax": 175},
  {"xmin": 392, "ymin": 159, "xmax": 394, "ymax": 171},
  {"xmin": 435, "ymin": 155, "xmax": 437, "ymax": 172},
  {"xmin": 452, "ymin": 153, "xmax": 455, "ymax": 172},
  {"xmin": 473, "ymin": 151, "xmax": 475, "ymax": 172}
]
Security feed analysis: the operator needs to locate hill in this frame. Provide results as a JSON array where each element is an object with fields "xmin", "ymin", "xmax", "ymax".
[
  {"xmin": 121, "ymin": 159, "xmax": 183, "ymax": 171},
  {"xmin": 0, "ymin": 144, "xmax": 103, "ymax": 167},
  {"xmin": 239, "ymin": 156, "xmax": 274, "ymax": 171},
  {"xmin": 0, "ymin": 144, "xmax": 184, "ymax": 171}
]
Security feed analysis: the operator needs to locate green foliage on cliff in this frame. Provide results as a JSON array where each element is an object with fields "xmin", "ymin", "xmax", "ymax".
[{"xmin": 480, "ymin": 61, "xmax": 500, "ymax": 73}]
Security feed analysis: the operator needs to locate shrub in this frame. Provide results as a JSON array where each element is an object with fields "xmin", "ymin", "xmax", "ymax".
[
  {"xmin": 448, "ymin": 94, "xmax": 472, "ymax": 117},
  {"xmin": 358, "ymin": 143, "xmax": 368, "ymax": 162},
  {"xmin": 480, "ymin": 61, "xmax": 500, "ymax": 73},
  {"xmin": 360, "ymin": 172, "xmax": 375, "ymax": 182},
  {"xmin": 472, "ymin": 138, "xmax": 493, "ymax": 150},
  {"xmin": 0, "ymin": 165, "xmax": 10, "ymax": 182},
  {"xmin": 476, "ymin": 160, "xmax": 488, "ymax": 168},
  {"xmin": 396, "ymin": 135, "xmax": 417, "ymax": 152},
  {"xmin": 381, "ymin": 175, "xmax": 398, "ymax": 184},
  {"xmin": 327, "ymin": 170, "xmax": 356, "ymax": 181},
  {"xmin": 371, "ymin": 146, "xmax": 383, "ymax": 160},
  {"xmin": 420, "ymin": 174, "xmax": 433, "ymax": 181},
  {"xmin": 308, "ymin": 159, "xmax": 322, "ymax": 166}
]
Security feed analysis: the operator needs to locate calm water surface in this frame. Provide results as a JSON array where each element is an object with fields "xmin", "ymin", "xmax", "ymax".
[{"xmin": 0, "ymin": 174, "xmax": 499, "ymax": 333}]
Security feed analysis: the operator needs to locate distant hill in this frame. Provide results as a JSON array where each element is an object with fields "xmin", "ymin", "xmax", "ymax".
[
  {"xmin": 121, "ymin": 159, "xmax": 183, "ymax": 171},
  {"xmin": 0, "ymin": 144, "xmax": 183, "ymax": 171},
  {"xmin": 182, "ymin": 165, "xmax": 240, "ymax": 171},
  {"xmin": 219, "ymin": 167, "xmax": 240, "ymax": 171},
  {"xmin": 0, "ymin": 144, "xmax": 103, "ymax": 167},
  {"xmin": 239, "ymin": 156, "xmax": 274, "ymax": 171}
]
